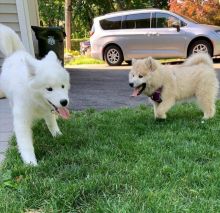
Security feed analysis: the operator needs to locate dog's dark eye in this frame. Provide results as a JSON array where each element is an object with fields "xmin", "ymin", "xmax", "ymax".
[
  {"xmin": 46, "ymin": 87, "xmax": 53, "ymax": 91},
  {"xmin": 61, "ymin": 85, "xmax": 65, "ymax": 89},
  {"xmin": 139, "ymin": 75, "xmax": 143, "ymax": 78}
]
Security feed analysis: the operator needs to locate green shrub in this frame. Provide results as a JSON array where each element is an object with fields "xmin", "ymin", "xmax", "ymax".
[{"xmin": 64, "ymin": 49, "xmax": 80, "ymax": 56}]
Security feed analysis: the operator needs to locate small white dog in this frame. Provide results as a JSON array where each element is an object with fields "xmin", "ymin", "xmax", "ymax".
[
  {"xmin": 129, "ymin": 54, "xmax": 219, "ymax": 119},
  {"xmin": 0, "ymin": 24, "xmax": 70, "ymax": 165}
]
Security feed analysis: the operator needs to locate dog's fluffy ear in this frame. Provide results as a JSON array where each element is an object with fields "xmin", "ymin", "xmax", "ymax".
[
  {"xmin": 45, "ymin": 51, "xmax": 58, "ymax": 61},
  {"xmin": 25, "ymin": 57, "xmax": 40, "ymax": 89},
  {"xmin": 144, "ymin": 57, "xmax": 158, "ymax": 72},
  {"xmin": 25, "ymin": 57, "xmax": 37, "ymax": 78}
]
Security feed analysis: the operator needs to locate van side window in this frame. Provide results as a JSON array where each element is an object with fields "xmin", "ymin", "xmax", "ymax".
[
  {"xmin": 155, "ymin": 13, "xmax": 181, "ymax": 28},
  {"xmin": 122, "ymin": 13, "xmax": 151, "ymax": 29},
  {"xmin": 100, "ymin": 16, "xmax": 122, "ymax": 30}
]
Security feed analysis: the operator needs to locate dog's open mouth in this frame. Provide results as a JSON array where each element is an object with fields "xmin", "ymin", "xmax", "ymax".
[
  {"xmin": 47, "ymin": 100, "xmax": 70, "ymax": 119},
  {"xmin": 131, "ymin": 83, "xmax": 146, "ymax": 97}
]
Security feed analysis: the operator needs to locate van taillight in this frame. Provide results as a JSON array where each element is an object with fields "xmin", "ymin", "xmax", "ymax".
[{"xmin": 90, "ymin": 31, "xmax": 94, "ymax": 37}]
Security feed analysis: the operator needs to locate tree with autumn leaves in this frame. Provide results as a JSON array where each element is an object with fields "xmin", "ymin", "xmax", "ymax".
[{"xmin": 169, "ymin": 0, "xmax": 220, "ymax": 25}]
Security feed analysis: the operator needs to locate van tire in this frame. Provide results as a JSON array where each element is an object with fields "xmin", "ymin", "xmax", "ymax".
[
  {"xmin": 188, "ymin": 40, "xmax": 212, "ymax": 57},
  {"xmin": 104, "ymin": 45, "xmax": 124, "ymax": 66}
]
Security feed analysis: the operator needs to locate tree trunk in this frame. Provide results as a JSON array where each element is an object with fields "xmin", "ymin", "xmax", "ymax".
[{"xmin": 65, "ymin": 0, "xmax": 72, "ymax": 50}]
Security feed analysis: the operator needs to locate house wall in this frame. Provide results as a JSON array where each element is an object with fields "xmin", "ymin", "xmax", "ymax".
[
  {"xmin": 0, "ymin": 0, "xmax": 20, "ymax": 66},
  {"xmin": 0, "ymin": 0, "xmax": 39, "ymax": 67}
]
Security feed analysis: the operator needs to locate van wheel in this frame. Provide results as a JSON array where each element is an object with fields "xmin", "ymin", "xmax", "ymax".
[
  {"xmin": 188, "ymin": 40, "xmax": 212, "ymax": 57},
  {"xmin": 104, "ymin": 45, "xmax": 124, "ymax": 66}
]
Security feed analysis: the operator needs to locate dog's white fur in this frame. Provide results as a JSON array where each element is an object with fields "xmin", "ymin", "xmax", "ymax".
[
  {"xmin": 0, "ymin": 24, "xmax": 70, "ymax": 165},
  {"xmin": 129, "ymin": 54, "xmax": 219, "ymax": 119}
]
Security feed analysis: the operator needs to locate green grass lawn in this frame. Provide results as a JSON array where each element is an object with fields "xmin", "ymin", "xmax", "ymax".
[{"xmin": 1, "ymin": 103, "xmax": 220, "ymax": 212}]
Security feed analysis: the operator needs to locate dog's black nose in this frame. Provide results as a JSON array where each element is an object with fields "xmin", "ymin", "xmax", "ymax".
[
  {"xmin": 129, "ymin": 83, "xmax": 134, "ymax": 88},
  {"xmin": 60, "ymin": 99, "xmax": 68, "ymax": 107}
]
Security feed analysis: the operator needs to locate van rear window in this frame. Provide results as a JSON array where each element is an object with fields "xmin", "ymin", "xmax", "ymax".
[{"xmin": 100, "ymin": 16, "xmax": 122, "ymax": 30}]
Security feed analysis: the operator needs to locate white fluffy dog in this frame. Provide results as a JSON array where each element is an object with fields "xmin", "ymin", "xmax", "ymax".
[
  {"xmin": 129, "ymin": 54, "xmax": 219, "ymax": 119},
  {"xmin": 0, "ymin": 24, "xmax": 70, "ymax": 165}
]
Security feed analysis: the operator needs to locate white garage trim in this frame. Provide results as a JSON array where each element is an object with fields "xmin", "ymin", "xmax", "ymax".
[{"xmin": 16, "ymin": 0, "xmax": 37, "ymax": 56}]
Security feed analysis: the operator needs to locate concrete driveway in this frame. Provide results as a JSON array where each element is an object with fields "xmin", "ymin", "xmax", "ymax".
[{"xmin": 68, "ymin": 68, "xmax": 146, "ymax": 110}]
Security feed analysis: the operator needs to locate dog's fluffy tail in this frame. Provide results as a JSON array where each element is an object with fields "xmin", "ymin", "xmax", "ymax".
[
  {"xmin": 0, "ymin": 24, "xmax": 24, "ymax": 57},
  {"xmin": 183, "ymin": 53, "xmax": 213, "ymax": 67}
]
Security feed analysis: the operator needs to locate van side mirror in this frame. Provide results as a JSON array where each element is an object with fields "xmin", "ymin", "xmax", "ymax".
[{"xmin": 172, "ymin": 23, "xmax": 180, "ymax": 32}]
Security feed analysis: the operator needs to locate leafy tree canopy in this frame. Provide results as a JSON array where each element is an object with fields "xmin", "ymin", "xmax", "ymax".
[
  {"xmin": 169, "ymin": 0, "xmax": 220, "ymax": 26},
  {"xmin": 38, "ymin": 0, "xmax": 168, "ymax": 38}
]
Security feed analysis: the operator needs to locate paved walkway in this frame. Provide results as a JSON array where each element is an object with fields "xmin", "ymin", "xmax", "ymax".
[
  {"xmin": 0, "ymin": 98, "xmax": 12, "ymax": 163},
  {"xmin": 1, "ymin": 63, "xmax": 220, "ymax": 164}
]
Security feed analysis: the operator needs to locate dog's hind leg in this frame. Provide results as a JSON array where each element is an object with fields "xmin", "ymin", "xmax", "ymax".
[
  {"xmin": 196, "ymin": 75, "xmax": 218, "ymax": 119},
  {"xmin": 13, "ymin": 110, "xmax": 37, "ymax": 165},
  {"xmin": 197, "ymin": 95, "xmax": 216, "ymax": 119},
  {"xmin": 45, "ymin": 113, "xmax": 62, "ymax": 137},
  {"xmin": 196, "ymin": 83, "xmax": 218, "ymax": 119}
]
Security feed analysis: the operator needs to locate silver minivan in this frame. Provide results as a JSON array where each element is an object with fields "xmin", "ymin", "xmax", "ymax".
[{"xmin": 90, "ymin": 9, "xmax": 220, "ymax": 66}]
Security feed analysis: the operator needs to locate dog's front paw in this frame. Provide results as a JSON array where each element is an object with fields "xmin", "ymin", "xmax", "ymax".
[
  {"xmin": 155, "ymin": 113, "xmax": 167, "ymax": 120},
  {"xmin": 26, "ymin": 160, "xmax": 38, "ymax": 166},
  {"xmin": 51, "ymin": 129, "xmax": 62, "ymax": 137},
  {"xmin": 22, "ymin": 153, "xmax": 38, "ymax": 166}
]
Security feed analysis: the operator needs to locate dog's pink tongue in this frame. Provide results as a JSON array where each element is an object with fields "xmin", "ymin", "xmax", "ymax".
[
  {"xmin": 131, "ymin": 88, "xmax": 139, "ymax": 97},
  {"xmin": 57, "ymin": 107, "xmax": 70, "ymax": 119}
]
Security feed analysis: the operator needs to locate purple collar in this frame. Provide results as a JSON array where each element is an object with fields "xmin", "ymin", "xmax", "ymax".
[{"xmin": 150, "ymin": 87, "xmax": 163, "ymax": 103}]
